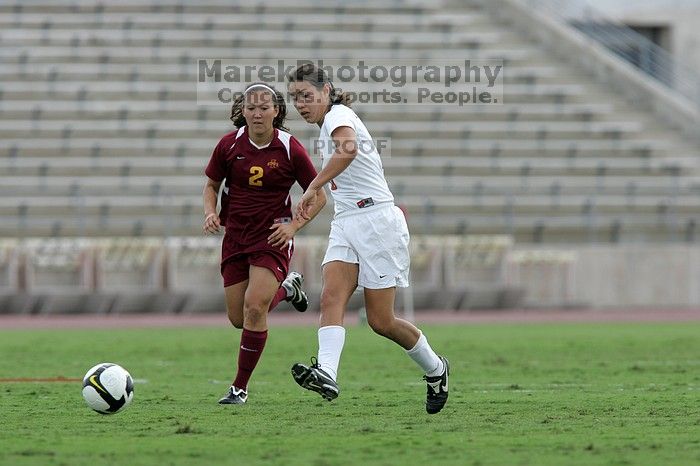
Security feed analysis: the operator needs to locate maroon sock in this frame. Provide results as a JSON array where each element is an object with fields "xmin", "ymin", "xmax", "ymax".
[
  {"xmin": 267, "ymin": 287, "xmax": 287, "ymax": 313},
  {"xmin": 232, "ymin": 328, "xmax": 268, "ymax": 390}
]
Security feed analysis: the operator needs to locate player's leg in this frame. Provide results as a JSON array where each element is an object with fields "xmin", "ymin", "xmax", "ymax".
[
  {"xmin": 277, "ymin": 271, "xmax": 308, "ymax": 312},
  {"xmin": 364, "ymin": 287, "xmax": 449, "ymax": 414},
  {"xmin": 262, "ymin": 243, "xmax": 309, "ymax": 313},
  {"xmin": 219, "ymin": 265, "xmax": 280, "ymax": 405},
  {"xmin": 317, "ymin": 260, "xmax": 358, "ymax": 377},
  {"xmin": 221, "ymin": 257, "xmax": 250, "ymax": 328},
  {"xmin": 224, "ymin": 280, "xmax": 248, "ymax": 329},
  {"xmin": 218, "ymin": 258, "xmax": 250, "ymax": 404},
  {"xmin": 357, "ymin": 205, "xmax": 449, "ymax": 413},
  {"xmin": 291, "ymin": 260, "xmax": 358, "ymax": 401},
  {"xmin": 268, "ymin": 271, "xmax": 308, "ymax": 313},
  {"xmin": 363, "ymin": 287, "xmax": 419, "ymax": 348}
]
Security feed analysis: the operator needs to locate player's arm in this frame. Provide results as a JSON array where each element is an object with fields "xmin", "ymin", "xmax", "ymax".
[
  {"xmin": 269, "ymin": 187, "xmax": 326, "ymax": 248},
  {"xmin": 268, "ymin": 140, "xmax": 328, "ymax": 247},
  {"xmin": 308, "ymin": 126, "xmax": 357, "ymax": 191},
  {"xmin": 292, "ymin": 187, "xmax": 326, "ymax": 231},
  {"xmin": 297, "ymin": 126, "xmax": 356, "ymax": 220},
  {"xmin": 202, "ymin": 177, "xmax": 222, "ymax": 234}
]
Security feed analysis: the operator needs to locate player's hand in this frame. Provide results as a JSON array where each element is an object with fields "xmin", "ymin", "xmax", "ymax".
[
  {"xmin": 296, "ymin": 188, "xmax": 318, "ymax": 221},
  {"xmin": 268, "ymin": 222, "xmax": 298, "ymax": 248},
  {"xmin": 203, "ymin": 213, "xmax": 221, "ymax": 235}
]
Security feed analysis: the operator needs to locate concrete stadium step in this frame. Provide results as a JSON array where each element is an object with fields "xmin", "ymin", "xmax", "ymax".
[
  {"xmin": 0, "ymin": 176, "xmax": 205, "ymax": 197},
  {"xmin": 3, "ymin": 194, "xmax": 699, "ymax": 217},
  {"xmin": 386, "ymin": 138, "xmax": 685, "ymax": 155},
  {"xmin": 0, "ymin": 87, "xmax": 592, "ymax": 107},
  {"xmin": 1, "ymin": 28, "xmax": 508, "ymax": 50},
  {"xmin": 0, "ymin": 120, "xmax": 648, "ymax": 141},
  {"xmin": 1, "ymin": 212, "xmax": 696, "ymax": 242},
  {"xmin": 382, "ymin": 157, "xmax": 696, "ymax": 176},
  {"xmin": 0, "ymin": 81, "xmax": 586, "ymax": 98},
  {"xmin": 388, "ymin": 175, "xmax": 700, "ymax": 196},
  {"xmin": 0, "ymin": 213, "xmax": 329, "ymax": 237},
  {"xmin": 0, "ymin": 46, "xmax": 542, "ymax": 65},
  {"xmin": 3, "ymin": 155, "xmax": 694, "ymax": 177},
  {"xmin": 3, "ymin": 175, "xmax": 699, "ymax": 198},
  {"xmin": 403, "ymin": 213, "xmax": 700, "ymax": 242},
  {"xmin": 0, "ymin": 100, "xmax": 619, "ymax": 123},
  {"xmin": 397, "ymin": 194, "xmax": 700, "ymax": 215},
  {"xmin": 0, "ymin": 0, "xmax": 449, "ymax": 15},
  {"xmin": 3, "ymin": 137, "xmax": 687, "ymax": 159},
  {"xmin": 0, "ymin": 12, "xmax": 490, "ymax": 33},
  {"xmin": 0, "ymin": 64, "xmax": 565, "ymax": 87},
  {"xmin": 0, "ymin": 62, "xmax": 555, "ymax": 79}
]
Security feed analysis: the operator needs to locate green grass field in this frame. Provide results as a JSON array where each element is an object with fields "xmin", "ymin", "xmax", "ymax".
[{"xmin": 1, "ymin": 322, "xmax": 699, "ymax": 466}]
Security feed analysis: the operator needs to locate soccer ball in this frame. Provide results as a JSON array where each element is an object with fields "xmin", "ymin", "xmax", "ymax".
[{"xmin": 82, "ymin": 363, "xmax": 134, "ymax": 414}]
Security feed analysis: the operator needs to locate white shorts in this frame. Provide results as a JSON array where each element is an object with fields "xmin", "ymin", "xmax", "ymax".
[{"xmin": 322, "ymin": 204, "xmax": 410, "ymax": 289}]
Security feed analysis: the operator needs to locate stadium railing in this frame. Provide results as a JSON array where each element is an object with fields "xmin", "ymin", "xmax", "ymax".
[
  {"xmin": 95, "ymin": 237, "xmax": 174, "ymax": 313},
  {"xmin": 477, "ymin": 0, "xmax": 700, "ymax": 141},
  {"xmin": 0, "ymin": 235, "xmax": 529, "ymax": 314},
  {"xmin": 23, "ymin": 238, "xmax": 95, "ymax": 314},
  {"xmin": 506, "ymin": 249, "xmax": 578, "ymax": 307}
]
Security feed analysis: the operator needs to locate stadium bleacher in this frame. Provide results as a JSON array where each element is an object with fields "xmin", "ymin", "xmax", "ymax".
[{"xmin": 2, "ymin": 0, "xmax": 698, "ymax": 242}]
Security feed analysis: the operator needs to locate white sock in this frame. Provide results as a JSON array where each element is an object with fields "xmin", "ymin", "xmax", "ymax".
[
  {"xmin": 317, "ymin": 325, "xmax": 345, "ymax": 381},
  {"xmin": 406, "ymin": 332, "xmax": 444, "ymax": 376}
]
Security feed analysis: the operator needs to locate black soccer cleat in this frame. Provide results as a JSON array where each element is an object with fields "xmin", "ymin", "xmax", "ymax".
[
  {"xmin": 218, "ymin": 386, "xmax": 248, "ymax": 405},
  {"xmin": 424, "ymin": 356, "xmax": 449, "ymax": 414},
  {"xmin": 291, "ymin": 358, "xmax": 339, "ymax": 401},
  {"xmin": 281, "ymin": 271, "xmax": 308, "ymax": 312}
]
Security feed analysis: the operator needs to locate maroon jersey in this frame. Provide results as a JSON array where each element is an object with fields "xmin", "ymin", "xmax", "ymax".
[{"xmin": 205, "ymin": 126, "xmax": 317, "ymax": 263}]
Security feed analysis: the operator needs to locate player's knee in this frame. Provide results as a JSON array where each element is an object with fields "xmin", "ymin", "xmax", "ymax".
[
  {"xmin": 367, "ymin": 314, "xmax": 394, "ymax": 338},
  {"xmin": 243, "ymin": 301, "xmax": 267, "ymax": 327},
  {"xmin": 320, "ymin": 290, "xmax": 345, "ymax": 312},
  {"xmin": 227, "ymin": 309, "xmax": 244, "ymax": 329},
  {"xmin": 229, "ymin": 317, "xmax": 244, "ymax": 329}
]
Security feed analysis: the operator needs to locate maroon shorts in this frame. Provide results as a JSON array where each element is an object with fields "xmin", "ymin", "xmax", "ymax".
[{"xmin": 221, "ymin": 247, "xmax": 291, "ymax": 287}]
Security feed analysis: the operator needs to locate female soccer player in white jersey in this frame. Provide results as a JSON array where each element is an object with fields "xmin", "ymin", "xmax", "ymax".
[{"xmin": 287, "ymin": 64, "xmax": 449, "ymax": 414}]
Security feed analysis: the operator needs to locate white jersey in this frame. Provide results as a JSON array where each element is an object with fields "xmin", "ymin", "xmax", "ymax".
[{"xmin": 318, "ymin": 104, "xmax": 394, "ymax": 218}]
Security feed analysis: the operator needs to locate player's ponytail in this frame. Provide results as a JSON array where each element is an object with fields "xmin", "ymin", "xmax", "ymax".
[
  {"xmin": 287, "ymin": 63, "xmax": 352, "ymax": 108},
  {"xmin": 328, "ymin": 82, "xmax": 351, "ymax": 107},
  {"xmin": 230, "ymin": 82, "xmax": 289, "ymax": 131}
]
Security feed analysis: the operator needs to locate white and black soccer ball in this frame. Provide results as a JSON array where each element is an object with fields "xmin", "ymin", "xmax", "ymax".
[{"xmin": 82, "ymin": 363, "xmax": 134, "ymax": 414}]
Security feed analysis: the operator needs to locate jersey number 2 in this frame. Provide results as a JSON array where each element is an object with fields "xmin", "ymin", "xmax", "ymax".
[{"xmin": 249, "ymin": 166, "xmax": 264, "ymax": 186}]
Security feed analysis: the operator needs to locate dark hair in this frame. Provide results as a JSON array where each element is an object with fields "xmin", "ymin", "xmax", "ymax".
[
  {"xmin": 230, "ymin": 82, "xmax": 288, "ymax": 131},
  {"xmin": 287, "ymin": 63, "xmax": 352, "ymax": 107}
]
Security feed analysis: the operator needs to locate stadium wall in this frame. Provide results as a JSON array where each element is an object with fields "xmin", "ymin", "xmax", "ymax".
[{"xmin": 512, "ymin": 244, "xmax": 700, "ymax": 308}]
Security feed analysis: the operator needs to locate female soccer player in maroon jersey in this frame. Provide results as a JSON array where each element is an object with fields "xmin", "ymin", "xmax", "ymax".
[{"xmin": 203, "ymin": 82, "xmax": 326, "ymax": 405}]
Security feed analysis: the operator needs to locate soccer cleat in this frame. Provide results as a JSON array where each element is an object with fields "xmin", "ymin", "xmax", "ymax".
[
  {"xmin": 424, "ymin": 356, "xmax": 449, "ymax": 414},
  {"xmin": 291, "ymin": 357, "xmax": 339, "ymax": 401},
  {"xmin": 218, "ymin": 386, "xmax": 248, "ymax": 405},
  {"xmin": 281, "ymin": 271, "xmax": 308, "ymax": 312}
]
